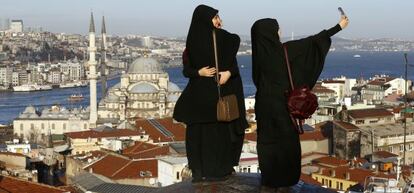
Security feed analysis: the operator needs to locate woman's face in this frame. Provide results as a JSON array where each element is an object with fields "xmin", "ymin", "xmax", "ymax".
[{"xmin": 212, "ymin": 15, "xmax": 222, "ymax": 29}]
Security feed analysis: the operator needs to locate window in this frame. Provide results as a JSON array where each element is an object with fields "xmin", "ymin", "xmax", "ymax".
[
  {"xmin": 52, "ymin": 123, "xmax": 55, "ymax": 130},
  {"xmin": 30, "ymin": 123, "xmax": 34, "ymax": 130},
  {"xmin": 389, "ymin": 146, "xmax": 394, "ymax": 153},
  {"xmin": 355, "ymin": 120, "xmax": 365, "ymax": 125},
  {"xmin": 400, "ymin": 144, "xmax": 405, "ymax": 152},
  {"xmin": 340, "ymin": 183, "xmax": 343, "ymax": 190},
  {"xmin": 322, "ymin": 179, "xmax": 325, "ymax": 185},
  {"xmin": 20, "ymin": 124, "xmax": 23, "ymax": 131},
  {"xmin": 63, "ymin": 123, "xmax": 66, "ymax": 130},
  {"xmin": 176, "ymin": 172, "xmax": 180, "ymax": 180},
  {"xmin": 329, "ymin": 180, "xmax": 332, "ymax": 188},
  {"xmin": 41, "ymin": 123, "xmax": 44, "ymax": 130},
  {"xmin": 336, "ymin": 182, "xmax": 339, "ymax": 189},
  {"xmin": 84, "ymin": 124, "xmax": 87, "ymax": 130},
  {"xmin": 410, "ymin": 144, "xmax": 414, "ymax": 151}
]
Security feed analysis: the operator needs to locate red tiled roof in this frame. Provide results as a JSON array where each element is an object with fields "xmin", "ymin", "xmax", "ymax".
[
  {"xmin": 312, "ymin": 84, "xmax": 336, "ymax": 94},
  {"xmin": 322, "ymin": 80, "xmax": 345, "ymax": 84},
  {"xmin": 123, "ymin": 141, "xmax": 170, "ymax": 159},
  {"xmin": 300, "ymin": 130, "xmax": 327, "ymax": 141},
  {"xmin": 0, "ymin": 175, "xmax": 69, "ymax": 193},
  {"xmin": 373, "ymin": 151, "xmax": 398, "ymax": 159},
  {"xmin": 318, "ymin": 166, "xmax": 396, "ymax": 185},
  {"xmin": 135, "ymin": 118, "xmax": 186, "ymax": 143},
  {"xmin": 244, "ymin": 133, "xmax": 257, "ymax": 141},
  {"xmin": 300, "ymin": 173, "xmax": 322, "ymax": 186},
  {"xmin": 333, "ymin": 121, "xmax": 360, "ymax": 131},
  {"xmin": 64, "ymin": 129, "xmax": 142, "ymax": 139},
  {"xmin": 347, "ymin": 108, "xmax": 393, "ymax": 119},
  {"xmin": 246, "ymin": 109, "xmax": 255, "ymax": 114},
  {"xmin": 111, "ymin": 159, "xmax": 158, "ymax": 180},
  {"xmin": 367, "ymin": 77, "xmax": 395, "ymax": 86},
  {"xmin": 313, "ymin": 156, "xmax": 349, "ymax": 168},
  {"xmin": 84, "ymin": 154, "xmax": 158, "ymax": 180},
  {"xmin": 85, "ymin": 154, "xmax": 130, "ymax": 178}
]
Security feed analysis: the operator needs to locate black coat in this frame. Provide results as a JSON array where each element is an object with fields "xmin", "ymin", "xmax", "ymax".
[
  {"xmin": 251, "ymin": 18, "xmax": 341, "ymax": 187},
  {"xmin": 173, "ymin": 5, "xmax": 248, "ymax": 131},
  {"xmin": 252, "ymin": 18, "xmax": 341, "ymax": 142}
]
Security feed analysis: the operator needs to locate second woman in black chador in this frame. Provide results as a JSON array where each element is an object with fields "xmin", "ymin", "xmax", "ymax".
[
  {"xmin": 251, "ymin": 15, "xmax": 348, "ymax": 190},
  {"xmin": 173, "ymin": 5, "xmax": 248, "ymax": 182}
]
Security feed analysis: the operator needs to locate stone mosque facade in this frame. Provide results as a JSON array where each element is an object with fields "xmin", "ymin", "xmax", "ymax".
[{"xmin": 97, "ymin": 56, "xmax": 182, "ymax": 122}]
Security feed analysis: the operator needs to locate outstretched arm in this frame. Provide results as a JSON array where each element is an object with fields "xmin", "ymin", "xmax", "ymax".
[{"xmin": 327, "ymin": 15, "xmax": 349, "ymax": 37}]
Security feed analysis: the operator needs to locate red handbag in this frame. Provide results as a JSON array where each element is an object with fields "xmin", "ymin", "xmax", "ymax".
[{"xmin": 283, "ymin": 45, "xmax": 318, "ymax": 134}]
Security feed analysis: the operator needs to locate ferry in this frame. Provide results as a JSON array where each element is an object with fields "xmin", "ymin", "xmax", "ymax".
[
  {"xmin": 59, "ymin": 81, "xmax": 87, "ymax": 88},
  {"xmin": 68, "ymin": 94, "xmax": 84, "ymax": 102},
  {"xmin": 13, "ymin": 84, "xmax": 52, "ymax": 92},
  {"xmin": 353, "ymin": 54, "xmax": 361, "ymax": 58}
]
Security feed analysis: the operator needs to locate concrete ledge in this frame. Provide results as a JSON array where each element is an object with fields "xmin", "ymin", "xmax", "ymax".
[{"xmin": 155, "ymin": 173, "xmax": 336, "ymax": 193}]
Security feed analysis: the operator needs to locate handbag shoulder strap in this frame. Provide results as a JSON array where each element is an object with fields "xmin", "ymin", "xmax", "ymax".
[
  {"xmin": 212, "ymin": 29, "xmax": 222, "ymax": 98},
  {"xmin": 283, "ymin": 44, "xmax": 295, "ymax": 91}
]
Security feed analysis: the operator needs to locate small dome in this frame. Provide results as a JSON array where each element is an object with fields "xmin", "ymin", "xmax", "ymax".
[
  {"xmin": 105, "ymin": 93, "xmax": 120, "ymax": 102},
  {"xmin": 168, "ymin": 82, "xmax": 181, "ymax": 92},
  {"xmin": 129, "ymin": 83, "xmax": 158, "ymax": 93},
  {"xmin": 111, "ymin": 83, "xmax": 121, "ymax": 90},
  {"xmin": 167, "ymin": 94, "xmax": 180, "ymax": 102},
  {"xmin": 128, "ymin": 57, "xmax": 164, "ymax": 74},
  {"xmin": 23, "ymin": 106, "xmax": 36, "ymax": 114}
]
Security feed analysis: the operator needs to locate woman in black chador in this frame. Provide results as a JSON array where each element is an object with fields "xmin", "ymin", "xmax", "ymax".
[
  {"xmin": 251, "ymin": 15, "xmax": 348, "ymax": 190},
  {"xmin": 173, "ymin": 5, "xmax": 248, "ymax": 182}
]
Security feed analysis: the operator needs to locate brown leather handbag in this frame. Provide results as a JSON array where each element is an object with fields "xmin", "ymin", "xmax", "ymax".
[{"xmin": 213, "ymin": 30, "xmax": 240, "ymax": 122}]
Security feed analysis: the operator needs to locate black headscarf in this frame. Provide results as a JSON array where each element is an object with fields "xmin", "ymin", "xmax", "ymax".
[
  {"xmin": 186, "ymin": 5, "xmax": 218, "ymax": 70},
  {"xmin": 174, "ymin": 5, "xmax": 247, "ymax": 128}
]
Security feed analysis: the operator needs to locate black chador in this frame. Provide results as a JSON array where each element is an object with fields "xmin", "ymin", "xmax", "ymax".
[
  {"xmin": 173, "ymin": 5, "xmax": 248, "ymax": 180},
  {"xmin": 251, "ymin": 18, "xmax": 342, "ymax": 187}
]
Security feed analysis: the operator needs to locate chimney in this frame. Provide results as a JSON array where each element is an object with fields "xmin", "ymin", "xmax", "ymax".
[
  {"xmin": 330, "ymin": 169, "xmax": 336, "ymax": 177},
  {"xmin": 345, "ymin": 172, "xmax": 350, "ymax": 180},
  {"xmin": 341, "ymin": 105, "xmax": 348, "ymax": 122}
]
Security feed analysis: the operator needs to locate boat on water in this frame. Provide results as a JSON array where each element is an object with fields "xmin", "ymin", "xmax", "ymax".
[
  {"xmin": 353, "ymin": 54, "xmax": 361, "ymax": 58},
  {"xmin": 59, "ymin": 81, "xmax": 87, "ymax": 88},
  {"xmin": 68, "ymin": 94, "xmax": 84, "ymax": 102},
  {"xmin": 13, "ymin": 84, "xmax": 52, "ymax": 92}
]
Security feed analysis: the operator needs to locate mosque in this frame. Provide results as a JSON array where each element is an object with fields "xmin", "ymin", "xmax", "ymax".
[
  {"xmin": 97, "ymin": 55, "xmax": 182, "ymax": 123},
  {"xmin": 14, "ymin": 13, "xmax": 182, "ymax": 141}
]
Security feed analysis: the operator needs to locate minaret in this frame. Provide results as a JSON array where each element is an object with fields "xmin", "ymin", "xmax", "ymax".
[
  {"xmin": 88, "ymin": 13, "xmax": 98, "ymax": 128},
  {"xmin": 100, "ymin": 16, "xmax": 107, "ymax": 96}
]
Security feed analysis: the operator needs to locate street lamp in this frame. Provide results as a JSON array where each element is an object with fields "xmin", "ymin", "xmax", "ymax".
[{"xmin": 403, "ymin": 53, "xmax": 414, "ymax": 165}]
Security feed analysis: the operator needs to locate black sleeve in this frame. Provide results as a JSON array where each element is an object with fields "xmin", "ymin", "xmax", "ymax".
[
  {"xmin": 182, "ymin": 48, "xmax": 199, "ymax": 78},
  {"xmin": 326, "ymin": 24, "xmax": 342, "ymax": 37}
]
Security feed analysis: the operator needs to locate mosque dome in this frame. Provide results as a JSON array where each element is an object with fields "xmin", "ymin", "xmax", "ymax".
[
  {"xmin": 129, "ymin": 83, "xmax": 158, "ymax": 94},
  {"xmin": 168, "ymin": 82, "xmax": 181, "ymax": 92},
  {"xmin": 128, "ymin": 56, "xmax": 164, "ymax": 74}
]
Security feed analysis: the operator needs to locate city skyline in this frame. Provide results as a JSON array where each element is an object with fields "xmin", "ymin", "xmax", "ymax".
[{"xmin": 1, "ymin": 0, "xmax": 414, "ymax": 39}]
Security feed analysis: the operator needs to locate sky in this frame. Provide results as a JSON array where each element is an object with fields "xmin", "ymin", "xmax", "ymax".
[{"xmin": 0, "ymin": 0, "xmax": 413, "ymax": 39}]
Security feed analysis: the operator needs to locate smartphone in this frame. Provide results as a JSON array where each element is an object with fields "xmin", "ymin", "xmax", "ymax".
[{"xmin": 338, "ymin": 7, "xmax": 346, "ymax": 17}]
